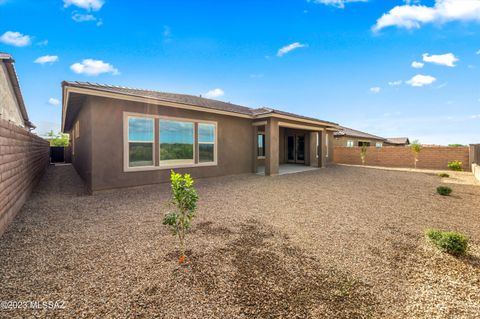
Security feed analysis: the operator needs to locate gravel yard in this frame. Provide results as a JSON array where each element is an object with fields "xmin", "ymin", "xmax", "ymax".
[{"xmin": 1, "ymin": 164, "xmax": 479, "ymax": 318}]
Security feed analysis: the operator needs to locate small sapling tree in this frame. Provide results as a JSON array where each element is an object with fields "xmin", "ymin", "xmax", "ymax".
[
  {"xmin": 360, "ymin": 145, "xmax": 368, "ymax": 165},
  {"xmin": 163, "ymin": 170, "xmax": 198, "ymax": 264},
  {"xmin": 411, "ymin": 140, "xmax": 422, "ymax": 169}
]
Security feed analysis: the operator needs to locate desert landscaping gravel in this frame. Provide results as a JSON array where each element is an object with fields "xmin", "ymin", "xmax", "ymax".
[{"xmin": 0, "ymin": 164, "xmax": 479, "ymax": 318}]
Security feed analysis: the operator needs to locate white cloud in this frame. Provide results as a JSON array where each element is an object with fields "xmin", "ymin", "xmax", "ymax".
[
  {"xmin": 48, "ymin": 98, "xmax": 60, "ymax": 106},
  {"xmin": 477, "ymin": 49, "xmax": 480, "ymax": 54},
  {"xmin": 422, "ymin": 53, "xmax": 458, "ymax": 67},
  {"xmin": 406, "ymin": 74, "xmax": 436, "ymax": 87},
  {"xmin": 309, "ymin": 0, "xmax": 368, "ymax": 9},
  {"xmin": 369, "ymin": 86, "xmax": 381, "ymax": 93},
  {"xmin": 0, "ymin": 31, "xmax": 31, "ymax": 47},
  {"xmin": 34, "ymin": 55, "xmax": 59, "ymax": 64},
  {"xmin": 70, "ymin": 59, "xmax": 119, "ymax": 76},
  {"xmin": 277, "ymin": 42, "xmax": 308, "ymax": 57},
  {"xmin": 203, "ymin": 88, "xmax": 224, "ymax": 99},
  {"xmin": 388, "ymin": 80, "xmax": 402, "ymax": 86},
  {"xmin": 63, "ymin": 0, "xmax": 104, "ymax": 11},
  {"xmin": 373, "ymin": 0, "xmax": 480, "ymax": 31},
  {"xmin": 470, "ymin": 114, "xmax": 480, "ymax": 119},
  {"xmin": 411, "ymin": 61, "xmax": 424, "ymax": 68},
  {"xmin": 72, "ymin": 13, "xmax": 97, "ymax": 22},
  {"xmin": 37, "ymin": 39, "xmax": 48, "ymax": 46}
]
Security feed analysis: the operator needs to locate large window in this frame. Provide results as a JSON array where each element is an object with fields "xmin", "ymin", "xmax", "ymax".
[
  {"xmin": 358, "ymin": 141, "xmax": 371, "ymax": 147},
  {"xmin": 198, "ymin": 123, "xmax": 215, "ymax": 163},
  {"xmin": 257, "ymin": 133, "xmax": 265, "ymax": 158},
  {"xmin": 124, "ymin": 114, "xmax": 217, "ymax": 171},
  {"xmin": 160, "ymin": 120, "xmax": 194, "ymax": 166},
  {"xmin": 128, "ymin": 117, "xmax": 154, "ymax": 167}
]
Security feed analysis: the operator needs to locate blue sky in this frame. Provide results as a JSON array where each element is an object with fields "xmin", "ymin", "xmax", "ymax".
[{"xmin": 1, "ymin": 0, "xmax": 479, "ymax": 144}]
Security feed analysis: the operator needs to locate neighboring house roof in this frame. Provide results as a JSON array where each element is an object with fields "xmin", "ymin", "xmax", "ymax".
[
  {"xmin": 385, "ymin": 137, "xmax": 410, "ymax": 145},
  {"xmin": 0, "ymin": 53, "xmax": 34, "ymax": 129},
  {"xmin": 333, "ymin": 126, "xmax": 385, "ymax": 141},
  {"xmin": 62, "ymin": 81, "xmax": 338, "ymax": 131}
]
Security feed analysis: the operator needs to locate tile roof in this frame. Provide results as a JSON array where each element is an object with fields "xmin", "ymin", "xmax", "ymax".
[
  {"xmin": 386, "ymin": 137, "xmax": 410, "ymax": 145},
  {"xmin": 62, "ymin": 81, "xmax": 338, "ymax": 126},
  {"xmin": 0, "ymin": 53, "xmax": 34, "ymax": 129},
  {"xmin": 333, "ymin": 126, "xmax": 385, "ymax": 141}
]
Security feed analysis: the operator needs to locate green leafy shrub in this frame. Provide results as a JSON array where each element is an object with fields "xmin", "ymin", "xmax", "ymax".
[
  {"xmin": 447, "ymin": 160, "xmax": 463, "ymax": 171},
  {"xmin": 163, "ymin": 170, "xmax": 199, "ymax": 263},
  {"xmin": 436, "ymin": 186, "xmax": 452, "ymax": 196},
  {"xmin": 425, "ymin": 229, "xmax": 468, "ymax": 255},
  {"xmin": 437, "ymin": 173, "xmax": 450, "ymax": 178}
]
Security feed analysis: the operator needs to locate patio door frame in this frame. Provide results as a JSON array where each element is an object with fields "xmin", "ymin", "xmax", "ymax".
[{"xmin": 286, "ymin": 133, "xmax": 306, "ymax": 164}]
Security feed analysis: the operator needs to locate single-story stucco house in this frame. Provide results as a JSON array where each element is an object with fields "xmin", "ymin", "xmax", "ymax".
[
  {"xmin": 333, "ymin": 126, "xmax": 385, "ymax": 148},
  {"xmin": 0, "ymin": 53, "xmax": 34, "ymax": 130},
  {"xmin": 385, "ymin": 137, "xmax": 410, "ymax": 146},
  {"xmin": 62, "ymin": 81, "xmax": 338, "ymax": 192}
]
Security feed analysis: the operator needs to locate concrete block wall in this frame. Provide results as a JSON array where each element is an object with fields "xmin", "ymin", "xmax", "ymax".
[
  {"xmin": 333, "ymin": 146, "xmax": 471, "ymax": 171},
  {"xmin": 0, "ymin": 118, "xmax": 49, "ymax": 236}
]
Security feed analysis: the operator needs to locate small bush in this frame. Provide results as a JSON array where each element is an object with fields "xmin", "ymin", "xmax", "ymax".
[
  {"xmin": 436, "ymin": 186, "xmax": 452, "ymax": 196},
  {"xmin": 437, "ymin": 172, "xmax": 450, "ymax": 178},
  {"xmin": 425, "ymin": 229, "xmax": 468, "ymax": 255},
  {"xmin": 448, "ymin": 160, "xmax": 463, "ymax": 171}
]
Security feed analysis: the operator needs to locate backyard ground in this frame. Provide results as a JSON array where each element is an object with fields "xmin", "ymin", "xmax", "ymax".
[{"xmin": 0, "ymin": 165, "xmax": 479, "ymax": 318}]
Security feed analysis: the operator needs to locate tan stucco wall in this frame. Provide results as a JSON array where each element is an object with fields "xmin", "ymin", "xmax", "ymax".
[
  {"xmin": 86, "ymin": 96, "xmax": 254, "ymax": 191},
  {"xmin": 0, "ymin": 63, "xmax": 24, "ymax": 127},
  {"xmin": 70, "ymin": 98, "xmax": 93, "ymax": 190}
]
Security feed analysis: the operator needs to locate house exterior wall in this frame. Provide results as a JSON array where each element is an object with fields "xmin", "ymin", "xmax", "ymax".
[
  {"xmin": 0, "ymin": 63, "xmax": 24, "ymax": 127},
  {"xmin": 70, "ymin": 98, "xmax": 93, "ymax": 190},
  {"xmin": 86, "ymin": 96, "xmax": 254, "ymax": 192},
  {"xmin": 0, "ymin": 118, "xmax": 49, "ymax": 236},
  {"xmin": 333, "ymin": 136, "xmax": 384, "ymax": 147},
  {"xmin": 333, "ymin": 146, "xmax": 471, "ymax": 171}
]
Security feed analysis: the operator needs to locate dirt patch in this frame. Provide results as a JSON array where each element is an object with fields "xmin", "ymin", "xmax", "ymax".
[{"xmin": 1, "ymin": 165, "xmax": 479, "ymax": 318}]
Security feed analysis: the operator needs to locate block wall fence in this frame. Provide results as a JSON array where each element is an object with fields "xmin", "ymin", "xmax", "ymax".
[
  {"xmin": 0, "ymin": 118, "xmax": 49, "ymax": 236},
  {"xmin": 333, "ymin": 146, "xmax": 471, "ymax": 171}
]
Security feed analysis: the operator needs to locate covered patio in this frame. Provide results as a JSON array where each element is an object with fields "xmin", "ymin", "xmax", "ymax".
[
  {"xmin": 252, "ymin": 117, "xmax": 336, "ymax": 176},
  {"xmin": 256, "ymin": 164, "xmax": 320, "ymax": 176}
]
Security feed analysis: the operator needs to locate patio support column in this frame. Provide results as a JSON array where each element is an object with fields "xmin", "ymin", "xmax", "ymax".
[
  {"xmin": 253, "ymin": 125, "xmax": 258, "ymax": 173},
  {"xmin": 265, "ymin": 118, "xmax": 279, "ymax": 176},
  {"xmin": 309, "ymin": 131, "xmax": 320, "ymax": 167},
  {"xmin": 320, "ymin": 130, "xmax": 327, "ymax": 168}
]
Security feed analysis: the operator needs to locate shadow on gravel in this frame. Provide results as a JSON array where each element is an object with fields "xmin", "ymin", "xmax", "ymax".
[{"xmin": 181, "ymin": 220, "xmax": 378, "ymax": 318}]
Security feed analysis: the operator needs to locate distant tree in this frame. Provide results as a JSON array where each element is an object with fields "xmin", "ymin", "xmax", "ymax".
[
  {"xmin": 411, "ymin": 140, "xmax": 422, "ymax": 169},
  {"xmin": 46, "ymin": 130, "xmax": 70, "ymax": 147},
  {"xmin": 448, "ymin": 144, "xmax": 465, "ymax": 147},
  {"xmin": 360, "ymin": 145, "xmax": 368, "ymax": 165}
]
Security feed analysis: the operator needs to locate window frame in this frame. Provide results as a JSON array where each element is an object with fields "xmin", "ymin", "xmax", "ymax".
[
  {"xmin": 75, "ymin": 121, "xmax": 80, "ymax": 138},
  {"xmin": 126, "ymin": 115, "xmax": 155, "ymax": 170},
  {"xmin": 123, "ymin": 112, "xmax": 218, "ymax": 172},
  {"xmin": 346, "ymin": 140, "xmax": 354, "ymax": 148},
  {"xmin": 375, "ymin": 142, "xmax": 383, "ymax": 148},
  {"xmin": 257, "ymin": 132, "xmax": 266, "ymax": 159},
  {"xmin": 197, "ymin": 122, "xmax": 217, "ymax": 165},
  {"xmin": 325, "ymin": 133, "xmax": 329, "ymax": 158},
  {"xmin": 358, "ymin": 141, "xmax": 371, "ymax": 147}
]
